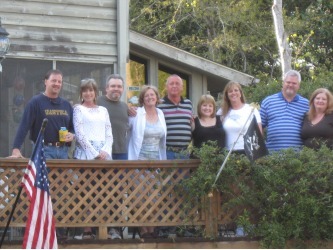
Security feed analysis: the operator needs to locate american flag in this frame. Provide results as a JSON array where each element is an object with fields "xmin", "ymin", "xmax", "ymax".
[{"xmin": 21, "ymin": 132, "xmax": 58, "ymax": 249}]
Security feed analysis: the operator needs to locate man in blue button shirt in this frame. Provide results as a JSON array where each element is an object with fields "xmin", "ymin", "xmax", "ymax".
[{"xmin": 260, "ymin": 70, "xmax": 309, "ymax": 151}]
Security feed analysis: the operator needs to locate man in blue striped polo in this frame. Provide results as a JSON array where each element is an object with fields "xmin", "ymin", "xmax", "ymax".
[
  {"xmin": 260, "ymin": 70, "xmax": 309, "ymax": 151},
  {"xmin": 158, "ymin": 74, "xmax": 193, "ymax": 159}
]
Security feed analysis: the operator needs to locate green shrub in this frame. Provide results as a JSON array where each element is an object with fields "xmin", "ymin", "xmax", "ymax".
[{"xmin": 179, "ymin": 142, "xmax": 333, "ymax": 248}]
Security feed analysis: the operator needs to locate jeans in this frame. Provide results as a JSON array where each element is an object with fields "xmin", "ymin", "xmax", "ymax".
[
  {"xmin": 44, "ymin": 145, "xmax": 69, "ymax": 159},
  {"xmin": 112, "ymin": 153, "xmax": 128, "ymax": 160},
  {"xmin": 43, "ymin": 145, "xmax": 69, "ymax": 237},
  {"xmin": 111, "ymin": 153, "xmax": 128, "ymax": 180},
  {"xmin": 166, "ymin": 150, "xmax": 190, "ymax": 160}
]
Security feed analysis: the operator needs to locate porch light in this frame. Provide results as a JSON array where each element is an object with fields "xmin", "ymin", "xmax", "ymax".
[{"xmin": 0, "ymin": 18, "xmax": 10, "ymax": 61}]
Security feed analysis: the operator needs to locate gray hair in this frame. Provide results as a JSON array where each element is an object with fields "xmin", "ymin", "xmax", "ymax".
[
  {"xmin": 105, "ymin": 74, "xmax": 125, "ymax": 87},
  {"xmin": 283, "ymin": 70, "xmax": 301, "ymax": 83},
  {"xmin": 166, "ymin": 74, "xmax": 183, "ymax": 86}
]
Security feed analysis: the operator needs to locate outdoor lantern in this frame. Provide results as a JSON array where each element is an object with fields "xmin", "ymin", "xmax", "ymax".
[{"xmin": 0, "ymin": 18, "xmax": 10, "ymax": 61}]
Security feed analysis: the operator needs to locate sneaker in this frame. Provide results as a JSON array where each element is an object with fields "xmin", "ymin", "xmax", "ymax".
[
  {"xmin": 108, "ymin": 228, "xmax": 121, "ymax": 239},
  {"xmin": 74, "ymin": 232, "xmax": 95, "ymax": 240},
  {"xmin": 74, "ymin": 234, "xmax": 83, "ymax": 240},
  {"xmin": 82, "ymin": 232, "xmax": 96, "ymax": 239}
]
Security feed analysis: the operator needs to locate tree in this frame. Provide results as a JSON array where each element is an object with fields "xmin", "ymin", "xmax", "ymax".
[
  {"xmin": 130, "ymin": 0, "xmax": 279, "ymax": 78},
  {"xmin": 272, "ymin": 0, "xmax": 291, "ymax": 77},
  {"xmin": 130, "ymin": 0, "xmax": 333, "ymax": 81}
]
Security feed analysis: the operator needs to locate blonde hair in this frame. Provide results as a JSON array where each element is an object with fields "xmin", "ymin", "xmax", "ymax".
[
  {"xmin": 308, "ymin": 88, "xmax": 333, "ymax": 121},
  {"xmin": 139, "ymin": 85, "xmax": 160, "ymax": 107},
  {"xmin": 80, "ymin": 78, "xmax": 98, "ymax": 104},
  {"xmin": 197, "ymin": 94, "xmax": 216, "ymax": 118},
  {"xmin": 221, "ymin": 81, "xmax": 246, "ymax": 117}
]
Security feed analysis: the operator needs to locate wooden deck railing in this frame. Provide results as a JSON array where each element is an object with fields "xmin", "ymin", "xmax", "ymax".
[{"xmin": 0, "ymin": 158, "xmax": 227, "ymax": 240}]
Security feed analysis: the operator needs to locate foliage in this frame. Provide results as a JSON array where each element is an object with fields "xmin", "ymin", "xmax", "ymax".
[
  {"xmin": 284, "ymin": 0, "xmax": 333, "ymax": 72},
  {"xmin": 243, "ymin": 77, "xmax": 281, "ymax": 104},
  {"xmin": 130, "ymin": 0, "xmax": 333, "ymax": 81},
  {"xmin": 130, "ymin": 0, "xmax": 277, "ymax": 77},
  {"xmin": 179, "ymin": 142, "xmax": 333, "ymax": 248},
  {"xmin": 178, "ymin": 141, "xmax": 226, "ymax": 197}
]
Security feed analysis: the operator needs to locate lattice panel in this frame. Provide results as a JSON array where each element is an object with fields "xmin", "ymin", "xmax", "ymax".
[
  {"xmin": 218, "ymin": 184, "xmax": 259, "ymax": 226},
  {"xmin": 0, "ymin": 160, "xmax": 205, "ymax": 228},
  {"xmin": 0, "ymin": 167, "xmax": 28, "ymax": 225}
]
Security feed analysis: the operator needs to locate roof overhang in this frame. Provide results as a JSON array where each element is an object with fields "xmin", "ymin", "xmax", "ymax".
[{"xmin": 129, "ymin": 30, "xmax": 256, "ymax": 86}]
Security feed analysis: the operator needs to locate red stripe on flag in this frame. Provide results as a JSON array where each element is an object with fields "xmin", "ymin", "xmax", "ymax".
[
  {"xmin": 22, "ymin": 152, "xmax": 58, "ymax": 248},
  {"xmin": 22, "ymin": 163, "xmax": 36, "ymax": 199}
]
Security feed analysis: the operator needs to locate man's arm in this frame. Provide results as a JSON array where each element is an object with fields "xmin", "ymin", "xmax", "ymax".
[{"xmin": 9, "ymin": 99, "xmax": 36, "ymax": 158}]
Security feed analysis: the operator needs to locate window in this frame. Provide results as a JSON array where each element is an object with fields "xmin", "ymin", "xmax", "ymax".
[
  {"xmin": 127, "ymin": 54, "xmax": 147, "ymax": 106},
  {"xmin": 0, "ymin": 59, "xmax": 112, "ymax": 157},
  {"xmin": 128, "ymin": 54, "xmax": 190, "ymax": 105}
]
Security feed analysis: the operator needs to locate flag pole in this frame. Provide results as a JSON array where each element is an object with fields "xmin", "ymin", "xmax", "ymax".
[
  {"xmin": 212, "ymin": 108, "xmax": 255, "ymax": 187},
  {"xmin": 0, "ymin": 119, "xmax": 48, "ymax": 248},
  {"xmin": 0, "ymin": 180, "xmax": 23, "ymax": 248}
]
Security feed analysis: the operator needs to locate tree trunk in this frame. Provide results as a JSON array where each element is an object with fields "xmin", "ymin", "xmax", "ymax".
[{"xmin": 272, "ymin": 0, "xmax": 292, "ymax": 77}]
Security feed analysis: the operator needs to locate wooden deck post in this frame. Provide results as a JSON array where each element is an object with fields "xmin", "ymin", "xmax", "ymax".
[
  {"xmin": 204, "ymin": 189, "xmax": 219, "ymax": 238},
  {"xmin": 98, "ymin": 226, "xmax": 108, "ymax": 240}
]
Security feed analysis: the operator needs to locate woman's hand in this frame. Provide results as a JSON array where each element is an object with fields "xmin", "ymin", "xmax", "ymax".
[
  {"xmin": 96, "ymin": 150, "xmax": 108, "ymax": 160},
  {"xmin": 65, "ymin": 132, "xmax": 75, "ymax": 142}
]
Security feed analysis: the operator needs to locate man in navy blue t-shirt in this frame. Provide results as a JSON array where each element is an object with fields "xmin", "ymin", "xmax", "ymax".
[{"xmin": 9, "ymin": 69, "xmax": 75, "ymax": 159}]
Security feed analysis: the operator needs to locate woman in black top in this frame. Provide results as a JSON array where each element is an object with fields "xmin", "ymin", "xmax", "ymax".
[
  {"xmin": 301, "ymin": 88, "xmax": 333, "ymax": 149},
  {"xmin": 191, "ymin": 94, "xmax": 225, "ymax": 151}
]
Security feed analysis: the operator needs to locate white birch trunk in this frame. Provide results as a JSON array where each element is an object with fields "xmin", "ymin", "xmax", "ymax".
[{"xmin": 272, "ymin": 0, "xmax": 292, "ymax": 77}]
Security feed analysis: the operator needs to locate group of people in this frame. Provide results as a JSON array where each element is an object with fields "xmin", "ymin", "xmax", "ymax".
[
  {"xmin": 8, "ymin": 71, "xmax": 192, "ymax": 239},
  {"xmin": 9, "ymin": 69, "xmax": 333, "ymax": 239},
  {"xmin": 196, "ymin": 69, "xmax": 333, "ymax": 154},
  {"xmin": 260, "ymin": 69, "xmax": 333, "ymax": 151}
]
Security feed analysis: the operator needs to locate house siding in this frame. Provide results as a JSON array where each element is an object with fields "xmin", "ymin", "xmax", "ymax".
[{"xmin": 1, "ymin": 0, "xmax": 118, "ymax": 63}]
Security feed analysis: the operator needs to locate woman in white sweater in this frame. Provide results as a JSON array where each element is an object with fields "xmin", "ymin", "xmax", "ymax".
[
  {"xmin": 128, "ymin": 85, "xmax": 167, "ymax": 160},
  {"xmin": 73, "ymin": 78, "xmax": 113, "ymax": 160},
  {"xmin": 73, "ymin": 78, "xmax": 113, "ymax": 239},
  {"xmin": 217, "ymin": 81, "xmax": 262, "ymax": 154},
  {"xmin": 128, "ymin": 85, "xmax": 167, "ymax": 238}
]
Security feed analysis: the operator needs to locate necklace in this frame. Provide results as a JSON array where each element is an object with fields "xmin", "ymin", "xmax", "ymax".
[
  {"xmin": 146, "ymin": 109, "xmax": 158, "ymax": 123},
  {"xmin": 82, "ymin": 103, "xmax": 97, "ymax": 108},
  {"xmin": 311, "ymin": 113, "xmax": 325, "ymax": 126},
  {"xmin": 199, "ymin": 117, "xmax": 216, "ymax": 127}
]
